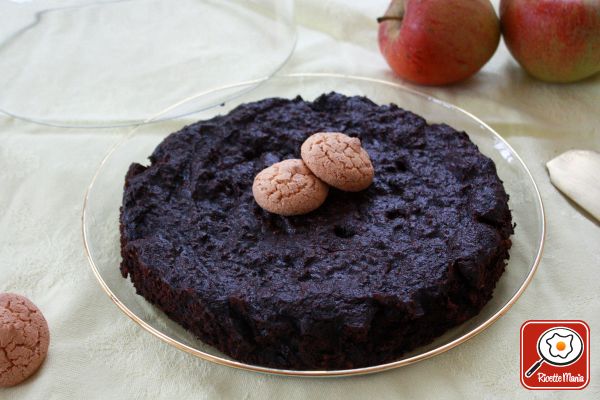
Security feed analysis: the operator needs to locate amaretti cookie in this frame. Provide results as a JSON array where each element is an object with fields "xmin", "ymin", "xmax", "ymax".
[
  {"xmin": 252, "ymin": 159, "xmax": 328, "ymax": 216},
  {"xmin": 301, "ymin": 132, "xmax": 374, "ymax": 192},
  {"xmin": 0, "ymin": 293, "xmax": 49, "ymax": 387}
]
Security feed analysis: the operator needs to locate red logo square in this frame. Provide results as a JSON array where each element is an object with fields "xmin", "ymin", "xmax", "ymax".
[{"xmin": 521, "ymin": 320, "xmax": 590, "ymax": 390}]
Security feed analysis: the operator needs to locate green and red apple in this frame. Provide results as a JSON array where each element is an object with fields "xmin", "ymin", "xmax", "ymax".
[
  {"xmin": 378, "ymin": 0, "xmax": 501, "ymax": 85},
  {"xmin": 500, "ymin": 0, "xmax": 600, "ymax": 83}
]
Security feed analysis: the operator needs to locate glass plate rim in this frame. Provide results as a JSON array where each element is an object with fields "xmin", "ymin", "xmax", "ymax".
[
  {"xmin": 82, "ymin": 72, "xmax": 546, "ymax": 377},
  {"xmin": 0, "ymin": 1, "xmax": 297, "ymax": 129}
]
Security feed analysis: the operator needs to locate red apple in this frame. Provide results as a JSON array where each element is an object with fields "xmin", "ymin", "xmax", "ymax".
[
  {"xmin": 500, "ymin": 0, "xmax": 600, "ymax": 83},
  {"xmin": 377, "ymin": 0, "xmax": 501, "ymax": 85}
]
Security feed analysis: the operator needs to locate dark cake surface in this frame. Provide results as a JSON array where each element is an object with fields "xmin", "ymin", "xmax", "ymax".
[{"xmin": 120, "ymin": 93, "xmax": 513, "ymax": 369}]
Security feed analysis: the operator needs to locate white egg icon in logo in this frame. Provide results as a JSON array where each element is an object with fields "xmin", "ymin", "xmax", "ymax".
[{"xmin": 546, "ymin": 332, "xmax": 573, "ymax": 359}]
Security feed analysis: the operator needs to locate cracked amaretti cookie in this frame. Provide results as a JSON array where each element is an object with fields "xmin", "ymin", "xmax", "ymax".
[
  {"xmin": 0, "ymin": 293, "xmax": 49, "ymax": 387},
  {"xmin": 120, "ymin": 92, "xmax": 513, "ymax": 370},
  {"xmin": 252, "ymin": 159, "xmax": 329, "ymax": 216},
  {"xmin": 301, "ymin": 132, "xmax": 374, "ymax": 192}
]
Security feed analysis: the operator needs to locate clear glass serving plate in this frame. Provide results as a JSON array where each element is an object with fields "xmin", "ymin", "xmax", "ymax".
[
  {"xmin": 82, "ymin": 73, "xmax": 545, "ymax": 377},
  {"xmin": 0, "ymin": 0, "xmax": 295, "ymax": 128}
]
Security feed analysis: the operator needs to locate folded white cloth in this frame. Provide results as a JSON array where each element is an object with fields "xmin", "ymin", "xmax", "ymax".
[{"xmin": 547, "ymin": 150, "xmax": 600, "ymax": 222}]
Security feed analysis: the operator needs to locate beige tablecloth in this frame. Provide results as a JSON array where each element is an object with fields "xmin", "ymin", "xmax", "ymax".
[{"xmin": 1, "ymin": 1, "xmax": 599, "ymax": 398}]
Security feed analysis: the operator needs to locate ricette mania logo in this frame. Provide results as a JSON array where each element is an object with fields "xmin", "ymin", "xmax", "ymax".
[{"xmin": 520, "ymin": 320, "xmax": 590, "ymax": 390}]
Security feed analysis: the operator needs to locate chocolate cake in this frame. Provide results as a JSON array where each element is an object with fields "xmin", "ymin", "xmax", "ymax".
[{"xmin": 119, "ymin": 93, "xmax": 513, "ymax": 370}]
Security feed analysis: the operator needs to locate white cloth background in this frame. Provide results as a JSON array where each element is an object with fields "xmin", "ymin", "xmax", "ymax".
[{"xmin": 1, "ymin": 1, "xmax": 599, "ymax": 398}]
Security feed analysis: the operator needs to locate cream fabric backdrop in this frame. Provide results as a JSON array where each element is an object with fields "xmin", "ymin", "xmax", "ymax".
[{"xmin": 1, "ymin": 1, "xmax": 599, "ymax": 398}]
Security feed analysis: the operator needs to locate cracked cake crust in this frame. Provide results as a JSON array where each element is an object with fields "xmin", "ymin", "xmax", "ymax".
[{"xmin": 120, "ymin": 92, "xmax": 513, "ymax": 370}]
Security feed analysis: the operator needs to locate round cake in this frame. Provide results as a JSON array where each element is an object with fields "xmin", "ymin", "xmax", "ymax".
[{"xmin": 120, "ymin": 93, "xmax": 513, "ymax": 370}]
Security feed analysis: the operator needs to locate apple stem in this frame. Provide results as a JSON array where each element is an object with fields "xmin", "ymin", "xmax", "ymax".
[{"xmin": 376, "ymin": 16, "xmax": 404, "ymax": 23}]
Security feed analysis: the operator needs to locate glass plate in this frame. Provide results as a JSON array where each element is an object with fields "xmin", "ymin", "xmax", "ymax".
[
  {"xmin": 82, "ymin": 73, "xmax": 545, "ymax": 377},
  {"xmin": 0, "ymin": 0, "xmax": 295, "ymax": 128}
]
